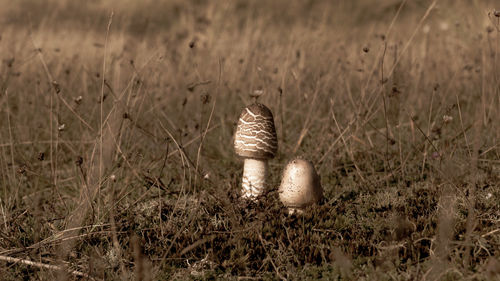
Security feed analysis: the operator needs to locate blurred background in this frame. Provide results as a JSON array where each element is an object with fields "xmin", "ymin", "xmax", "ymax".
[{"xmin": 0, "ymin": 0, "xmax": 499, "ymax": 279}]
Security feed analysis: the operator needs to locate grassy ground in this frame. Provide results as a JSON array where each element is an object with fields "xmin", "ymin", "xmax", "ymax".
[{"xmin": 0, "ymin": 0, "xmax": 499, "ymax": 280}]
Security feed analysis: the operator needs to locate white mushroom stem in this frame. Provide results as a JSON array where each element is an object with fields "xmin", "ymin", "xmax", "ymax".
[
  {"xmin": 241, "ymin": 158, "xmax": 268, "ymax": 199},
  {"xmin": 287, "ymin": 208, "xmax": 304, "ymax": 215}
]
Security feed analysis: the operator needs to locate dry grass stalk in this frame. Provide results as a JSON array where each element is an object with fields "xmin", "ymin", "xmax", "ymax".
[
  {"xmin": 0, "ymin": 254, "xmax": 96, "ymax": 280},
  {"xmin": 0, "ymin": 0, "xmax": 498, "ymax": 279}
]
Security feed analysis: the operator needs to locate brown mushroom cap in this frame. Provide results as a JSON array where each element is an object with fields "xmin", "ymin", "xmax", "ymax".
[
  {"xmin": 279, "ymin": 159, "xmax": 323, "ymax": 209},
  {"xmin": 234, "ymin": 103, "xmax": 278, "ymax": 159}
]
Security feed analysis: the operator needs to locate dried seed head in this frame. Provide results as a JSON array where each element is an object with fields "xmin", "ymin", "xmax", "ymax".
[
  {"xmin": 75, "ymin": 156, "xmax": 84, "ymax": 166},
  {"xmin": 250, "ymin": 89, "xmax": 264, "ymax": 99},
  {"xmin": 17, "ymin": 164, "xmax": 27, "ymax": 175},
  {"xmin": 52, "ymin": 81, "xmax": 61, "ymax": 94},
  {"xmin": 74, "ymin": 95, "xmax": 83, "ymax": 104},
  {"xmin": 443, "ymin": 115, "xmax": 453, "ymax": 123},
  {"xmin": 3, "ymin": 57, "xmax": 14, "ymax": 67},
  {"xmin": 200, "ymin": 93, "xmax": 211, "ymax": 104},
  {"xmin": 432, "ymin": 151, "xmax": 441, "ymax": 159}
]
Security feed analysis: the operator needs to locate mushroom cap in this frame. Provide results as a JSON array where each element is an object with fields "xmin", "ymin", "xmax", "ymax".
[
  {"xmin": 234, "ymin": 103, "xmax": 278, "ymax": 159},
  {"xmin": 279, "ymin": 158, "xmax": 323, "ymax": 209}
]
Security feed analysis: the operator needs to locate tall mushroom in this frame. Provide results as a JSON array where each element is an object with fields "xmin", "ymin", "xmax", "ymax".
[
  {"xmin": 234, "ymin": 103, "xmax": 278, "ymax": 200},
  {"xmin": 279, "ymin": 158, "xmax": 323, "ymax": 214}
]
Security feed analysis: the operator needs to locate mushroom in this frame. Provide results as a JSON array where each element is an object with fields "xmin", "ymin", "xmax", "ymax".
[
  {"xmin": 234, "ymin": 103, "xmax": 278, "ymax": 200},
  {"xmin": 279, "ymin": 158, "xmax": 323, "ymax": 214}
]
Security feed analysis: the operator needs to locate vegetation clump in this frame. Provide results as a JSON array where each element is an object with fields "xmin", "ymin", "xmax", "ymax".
[{"xmin": 0, "ymin": 0, "xmax": 499, "ymax": 279}]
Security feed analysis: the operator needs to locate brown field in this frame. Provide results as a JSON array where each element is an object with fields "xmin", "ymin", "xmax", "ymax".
[{"xmin": 0, "ymin": 0, "xmax": 499, "ymax": 280}]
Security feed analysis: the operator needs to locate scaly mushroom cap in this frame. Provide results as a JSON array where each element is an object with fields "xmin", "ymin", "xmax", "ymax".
[
  {"xmin": 279, "ymin": 159, "xmax": 323, "ymax": 209},
  {"xmin": 234, "ymin": 103, "xmax": 278, "ymax": 159}
]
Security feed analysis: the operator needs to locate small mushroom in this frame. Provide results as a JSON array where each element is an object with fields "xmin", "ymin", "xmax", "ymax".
[
  {"xmin": 279, "ymin": 158, "xmax": 323, "ymax": 214},
  {"xmin": 234, "ymin": 103, "xmax": 278, "ymax": 200}
]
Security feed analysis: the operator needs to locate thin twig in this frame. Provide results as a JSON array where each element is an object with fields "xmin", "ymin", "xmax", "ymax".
[
  {"xmin": 380, "ymin": 41, "xmax": 390, "ymax": 187},
  {"xmin": 257, "ymin": 234, "xmax": 286, "ymax": 281},
  {"xmin": 4, "ymin": 90, "xmax": 16, "ymax": 183},
  {"xmin": 482, "ymin": 228, "xmax": 500, "ymax": 238},
  {"xmin": 331, "ymin": 104, "xmax": 366, "ymax": 182},
  {"xmin": 387, "ymin": 0, "xmax": 438, "ymax": 78},
  {"xmin": 316, "ymin": 117, "xmax": 356, "ymax": 166},
  {"xmin": 194, "ymin": 58, "xmax": 222, "ymax": 187},
  {"xmin": 361, "ymin": 0, "xmax": 408, "ymax": 99},
  {"xmin": 178, "ymin": 235, "xmax": 217, "ymax": 256},
  {"xmin": 29, "ymin": 35, "xmax": 94, "ymax": 132},
  {"xmin": 100, "ymin": 11, "xmax": 114, "ymax": 186},
  {"xmin": 0, "ymin": 255, "xmax": 96, "ymax": 280},
  {"xmin": 292, "ymin": 80, "xmax": 320, "ymax": 154}
]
